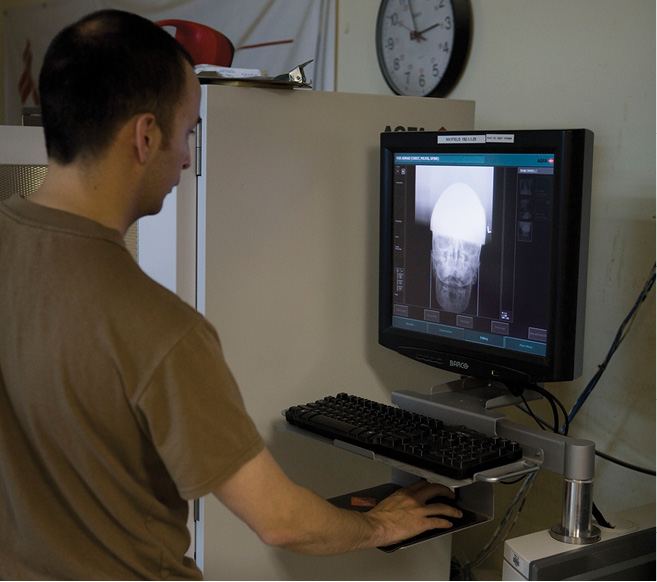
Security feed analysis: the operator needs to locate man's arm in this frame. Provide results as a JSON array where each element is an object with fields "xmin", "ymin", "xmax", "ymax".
[{"xmin": 214, "ymin": 447, "xmax": 462, "ymax": 555}]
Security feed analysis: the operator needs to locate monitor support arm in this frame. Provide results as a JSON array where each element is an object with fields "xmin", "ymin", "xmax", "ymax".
[
  {"xmin": 496, "ymin": 416, "xmax": 600, "ymax": 544},
  {"xmin": 392, "ymin": 381, "xmax": 601, "ymax": 545}
]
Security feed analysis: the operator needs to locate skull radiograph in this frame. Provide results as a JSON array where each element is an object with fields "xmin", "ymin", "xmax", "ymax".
[{"xmin": 430, "ymin": 182, "xmax": 487, "ymax": 313}]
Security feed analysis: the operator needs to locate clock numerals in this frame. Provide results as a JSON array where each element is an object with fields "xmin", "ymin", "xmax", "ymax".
[
  {"xmin": 407, "ymin": 62, "xmax": 441, "ymax": 93},
  {"xmin": 386, "ymin": 12, "xmax": 399, "ymax": 27}
]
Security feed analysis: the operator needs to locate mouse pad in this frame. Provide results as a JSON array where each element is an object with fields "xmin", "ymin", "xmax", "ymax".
[{"xmin": 327, "ymin": 482, "xmax": 486, "ymax": 552}]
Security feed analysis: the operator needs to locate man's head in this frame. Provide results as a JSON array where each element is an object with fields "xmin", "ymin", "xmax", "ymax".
[{"xmin": 39, "ymin": 9, "xmax": 195, "ymax": 165}]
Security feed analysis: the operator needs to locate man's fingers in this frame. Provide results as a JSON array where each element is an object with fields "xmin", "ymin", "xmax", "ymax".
[
  {"xmin": 424, "ymin": 515, "xmax": 459, "ymax": 529},
  {"xmin": 400, "ymin": 479, "xmax": 455, "ymax": 503},
  {"xmin": 425, "ymin": 501, "xmax": 463, "ymax": 520}
]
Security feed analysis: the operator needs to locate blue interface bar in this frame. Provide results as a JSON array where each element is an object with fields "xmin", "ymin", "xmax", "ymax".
[
  {"xmin": 395, "ymin": 153, "xmax": 554, "ymax": 168},
  {"xmin": 392, "ymin": 316, "xmax": 547, "ymax": 357}
]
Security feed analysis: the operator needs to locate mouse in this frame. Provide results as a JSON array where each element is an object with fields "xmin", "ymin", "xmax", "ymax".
[{"xmin": 426, "ymin": 495, "xmax": 465, "ymax": 523}]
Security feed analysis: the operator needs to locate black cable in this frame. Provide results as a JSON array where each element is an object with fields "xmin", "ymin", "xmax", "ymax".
[
  {"xmin": 533, "ymin": 384, "xmax": 569, "ymax": 436},
  {"xmin": 515, "ymin": 401, "xmax": 556, "ymax": 432},
  {"xmin": 596, "ymin": 449, "xmax": 656, "ymax": 476},
  {"xmin": 542, "ymin": 390, "xmax": 560, "ymax": 434},
  {"xmin": 592, "ymin": 502, "xmax": 613, "ymax": 528},
  {"xmin": 520, "ymin": 393, "xmax": 545, "ymax": 431},
  {"xmin": 517, "ymin": 383, "xmax": 569, "ymax": 436}
]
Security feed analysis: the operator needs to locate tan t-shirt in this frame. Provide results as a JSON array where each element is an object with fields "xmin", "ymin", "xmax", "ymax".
[{"xmin": 0, "ymin": 196, "xmax": 264, "ymax": 580}]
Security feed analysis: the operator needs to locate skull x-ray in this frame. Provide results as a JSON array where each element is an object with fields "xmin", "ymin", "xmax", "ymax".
[{"xmin": 415, "ymin": 166, "xmax": 494, "ymax": 314}]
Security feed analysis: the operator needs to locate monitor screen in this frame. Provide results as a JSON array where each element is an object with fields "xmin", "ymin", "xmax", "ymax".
[{"xmin": 379, "ymin": 129, "xmax": 593, "ymax": 386}]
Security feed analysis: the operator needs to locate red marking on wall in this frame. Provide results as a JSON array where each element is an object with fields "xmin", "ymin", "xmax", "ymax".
[
  {"xmin": 18, "ymin": 40, "xmax": 39, "ymax": 106},
  {"xmin": 237, "ymin": 39, "xmax": 294, "ymax": 50}
]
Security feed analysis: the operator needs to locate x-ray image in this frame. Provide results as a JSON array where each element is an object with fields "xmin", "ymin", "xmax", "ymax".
[{"xmin": 415, "ymin": 166, "xmax": 494, "ymax": 314}]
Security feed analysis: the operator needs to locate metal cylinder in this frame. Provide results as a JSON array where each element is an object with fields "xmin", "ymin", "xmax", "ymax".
[{"xmin": 550, "ymin": 478, "xmax": 600, "ymax": 544}]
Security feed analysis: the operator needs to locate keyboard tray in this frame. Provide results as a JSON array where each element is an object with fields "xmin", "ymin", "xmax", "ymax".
[
  {"xmin": 280, "ymin": 420, "xmax": 539, "ymax": 488},
  {"xmin": 328, "ymin": 482, "xmax": 488, "ymax": 552},
  {"xmin": 284, "ymin": 393, "xmax": 526, "ymax": 480}
]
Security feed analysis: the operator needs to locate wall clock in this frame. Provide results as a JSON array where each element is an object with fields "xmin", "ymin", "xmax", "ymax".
[{"xmin": 376, "ymin": 0, "xmax": 471, "ymax": 98}]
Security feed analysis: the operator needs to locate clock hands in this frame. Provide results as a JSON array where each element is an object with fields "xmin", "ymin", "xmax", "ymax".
[
  {"xmin": 406, "ymin": 0, "xmax": 427, "ymax": 42},
  {"xmin": 407, "ymin": 0, "xmax": 421, "ymax": 41},
  {"xmin": 405, "ymin": 1, "xmax": 443, "ymax": 42},
  {"xmin": 416, "ymin": 22, "xmax": 442, "ymax": 36},
  {"xmin": 409, "ymin": 21, "xmax": 444, "ymax": 42}
]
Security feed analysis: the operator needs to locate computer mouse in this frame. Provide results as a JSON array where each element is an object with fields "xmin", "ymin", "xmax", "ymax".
[{"xmin": 426, "ymin": 495, "xmax": 464, "ymax": 522}]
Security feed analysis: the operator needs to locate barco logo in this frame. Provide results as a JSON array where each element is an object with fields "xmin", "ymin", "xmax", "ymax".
[{"xmin": 450, "ymin": 360, "xmax": 469, "ymax": 370}]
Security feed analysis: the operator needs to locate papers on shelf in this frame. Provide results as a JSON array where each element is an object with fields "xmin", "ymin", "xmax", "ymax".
[{"xmin": 194, "ymin": 64, "xmax": 264, "ymax": 78}]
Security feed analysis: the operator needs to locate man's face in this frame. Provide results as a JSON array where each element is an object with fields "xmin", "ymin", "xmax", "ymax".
[{"xmin": 141, "ymin": 64, "xmax": 201, "ymax": 216}]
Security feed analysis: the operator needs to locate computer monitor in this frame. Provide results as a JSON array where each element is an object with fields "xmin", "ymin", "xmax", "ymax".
[{"xmin": 379, "ymin": 129, "xmax": 593, "ymax": 388}]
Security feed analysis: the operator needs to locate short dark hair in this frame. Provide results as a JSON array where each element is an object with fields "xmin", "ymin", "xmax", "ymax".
[{"xmin": 39, "ymin": 9, "xmax": 195, "ymax": 164}]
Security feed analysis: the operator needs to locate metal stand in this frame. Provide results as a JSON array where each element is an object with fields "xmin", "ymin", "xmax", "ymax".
[
  {"xmin": 279, "ymin": 378, "xmax": 601, "ymax": 547},
  {"xmin": 550, "ymin": 479, "xmax": 600, "ymax": 544},
  {"xmin": 392, "ymin": 380, "xmax": 601, "ymax": 545}
]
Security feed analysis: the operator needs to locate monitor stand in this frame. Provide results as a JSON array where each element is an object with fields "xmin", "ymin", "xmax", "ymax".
[
  {"xmin": 431, "ymin": 376, "xmax": 542, "ymax": 409},
  {"xmin": 392, "ymin": 380, "xmax": 601, "ymax": 546},
  {"xmin": 392, "ymin": 377, "xmax": 542, "ymax": 438}
]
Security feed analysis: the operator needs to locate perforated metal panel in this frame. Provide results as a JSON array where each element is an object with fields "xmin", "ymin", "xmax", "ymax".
[
  {"xmin": 125, "ymin": 223, "xmax": 138, "ymax": 258},
  {"xmin": 0, "ymin": 163, "xmax": 139, "ymax": 260},
  {"xmin": 0, "ymin": 164, "xmax": 47, "ymax": 200}
]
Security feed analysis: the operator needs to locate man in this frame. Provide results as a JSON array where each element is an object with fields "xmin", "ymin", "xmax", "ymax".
[{"xmin": 0, "ymin": 10, "xmax": 461, "ymax": 579}]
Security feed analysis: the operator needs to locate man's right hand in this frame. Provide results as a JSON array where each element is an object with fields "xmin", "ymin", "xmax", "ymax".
[
  {"xmin": 364, "ymin": 479, "xmax": 462, "ymax": 548},
  {"xmin": 215, "ymin": 447, "xmax": 462, "ymax": 555}
]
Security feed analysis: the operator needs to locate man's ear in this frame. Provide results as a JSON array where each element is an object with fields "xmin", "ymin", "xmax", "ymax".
[{"xmin": 134, "ymin": 113, "xmax": 160, "ymax": 164}]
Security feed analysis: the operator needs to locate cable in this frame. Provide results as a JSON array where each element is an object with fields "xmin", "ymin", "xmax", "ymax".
[
  {"xmin": 592, "ymin": 502, "xmax": 613, "ymax": 528},
  {"xmin": 595, "ymin": 449, "xmax": 656, "ymax": 476},
  {"xmin": 515, "ymin": 383, "xmax": 569, "ymax": 435},
  {"xmin": 531, "ymin": 383, "xmax": 569, "ymax": 436},
  {"xmin": 516, "ymin": 401, "xmax": 556, "ymax": 432},
  {"xmin": 515, "ymin": 264, "xmax": 655, "ymax": 456},
  {"xmin": 461, "ymin": 472, "xmax": 538, "ymax": 577},
  {"xmin": 520, "ymin": 393, "xmax": 545, "ymax": 430},
  {"xmin": 563, "ymin": 262, "xmax": 655, "ymax": 431}
]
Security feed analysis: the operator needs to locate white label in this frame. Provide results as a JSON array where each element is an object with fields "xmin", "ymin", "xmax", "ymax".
[
  {"xmin": 437, "ymin": 134, "xmax": 486, "ymax": 144},
  {"xmin": 486, "ymin": 133, "xmax": 515, "ymax": 143}
]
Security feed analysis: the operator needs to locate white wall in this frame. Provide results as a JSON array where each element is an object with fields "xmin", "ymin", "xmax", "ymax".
[{"xmin": 337, "ymin": 0, "xmax": 656, "ymax": 576}]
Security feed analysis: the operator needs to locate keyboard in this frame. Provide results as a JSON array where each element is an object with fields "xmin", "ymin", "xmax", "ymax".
[{"xmin": 284, "ymin": 393, "xmax": 523, "ymax": 480}]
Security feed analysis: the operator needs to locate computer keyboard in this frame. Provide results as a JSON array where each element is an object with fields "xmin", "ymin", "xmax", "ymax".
[{"xmin": 284, "ymin": 393, "xmax": 523, "ymax": 480}]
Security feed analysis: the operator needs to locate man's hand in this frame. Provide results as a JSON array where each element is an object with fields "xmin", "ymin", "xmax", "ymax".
[
  {"xmin": 364, "ymin": 480, "xmax": 462, "ymax": 548},
  {"xmin": 215, "ymin": 448, "xmax": 462, "ymax": 555}
]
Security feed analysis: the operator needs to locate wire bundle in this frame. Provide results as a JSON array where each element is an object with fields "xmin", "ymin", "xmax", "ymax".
[{"xmin": 564, "ymin": 262, "xmax": 656, "ymax": 431}]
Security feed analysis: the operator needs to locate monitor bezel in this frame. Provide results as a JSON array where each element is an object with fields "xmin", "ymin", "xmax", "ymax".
[{"xmin": 378, "ymin": 129, "xmax": 593, "ymax": 385}]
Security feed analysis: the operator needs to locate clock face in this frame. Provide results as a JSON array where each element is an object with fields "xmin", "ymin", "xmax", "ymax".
[{"xmin": 376, "ymin": 0, "xmax": 470, "ymax": 98}]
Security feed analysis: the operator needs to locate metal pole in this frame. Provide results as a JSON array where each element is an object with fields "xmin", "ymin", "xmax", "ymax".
[{"xmin": 550, "ymin": 478, "xmax": 600, "ymax": 544}]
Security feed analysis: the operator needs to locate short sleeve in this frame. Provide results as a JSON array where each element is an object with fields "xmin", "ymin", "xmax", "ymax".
[{"xmin": 135, "ymin": 320, "xmax": 264, "ymax": 500}]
